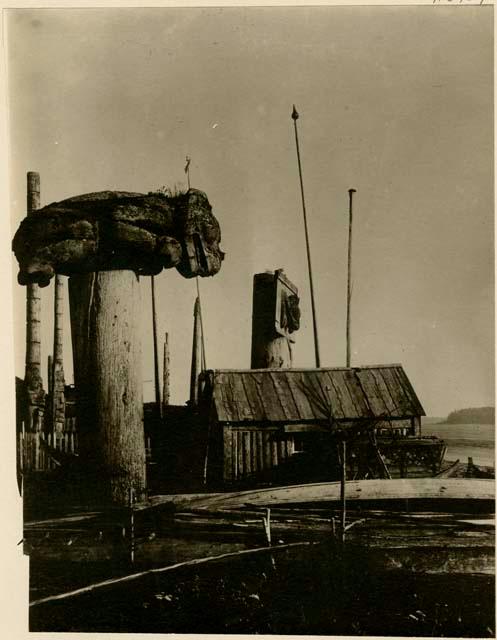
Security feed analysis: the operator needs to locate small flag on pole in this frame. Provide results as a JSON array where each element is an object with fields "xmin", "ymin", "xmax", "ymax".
[{"xmin": 184, "ymin": 156, "xmax": 191, "ymax": 173}]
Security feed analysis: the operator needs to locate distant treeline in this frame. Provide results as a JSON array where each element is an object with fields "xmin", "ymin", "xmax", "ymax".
[{"xmin": 445, "ymin": 407, "xmax": 495, "ymax": 424}]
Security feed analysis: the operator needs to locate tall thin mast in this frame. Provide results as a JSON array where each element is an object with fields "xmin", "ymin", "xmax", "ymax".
[
  {"xmin": 291, "ymin": 105, "xmax": 320, "ymax": 368},
  {"xmin": 346, "ymin": 188, "xmax": 356, "ymax": 368}
]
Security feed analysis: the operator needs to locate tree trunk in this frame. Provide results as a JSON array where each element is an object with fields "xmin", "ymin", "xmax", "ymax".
[{"xmin": 69, "ymin": 270, "xmax": 146, "ymax": 505}]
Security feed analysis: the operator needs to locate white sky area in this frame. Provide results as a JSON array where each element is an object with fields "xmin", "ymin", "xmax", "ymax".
[{"xmin": 7, "ymin": 6, "xmax": 494, "ymax": 417}]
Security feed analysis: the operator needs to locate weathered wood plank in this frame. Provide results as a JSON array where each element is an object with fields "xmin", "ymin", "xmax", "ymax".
[
  {"xmin": 250, "ymin": 372, "xmax": 275, "ymax": 422},
  {"xmin": 300, "ymin": 371, "xmax": 329, "ymax": 420},
  {"xmin": 355, "ymin": 368, "xmax": 389, "ymax": 417},
  {"xmin": 263, "ymin": 432, "xmax": 272, "ymax": 469},
  {"xmin": 343, "ymin": 369, "xmax": 371, "ymax": 417},
  {"xmin": 367, "ymin": 368, "xmax": 397, "ymax": 416},
  {"xmin": 236, "ymin": 430, "xmax": 243, "ymax": 479},
  {"xmin": 258, "ymin": 372, "xmax": 287, "ymax": 422},
  {"xmin": 250, "ymin": 431, "xmax": 258, "ymax": 473},
  {"xmin": 230, "ymin": 373, "xmax": 253, "ymax": 421},
  {"xmin": 271, "ymin": 439, "xmax": 278, "ymax": 466},
  {"xmin": 322, "ymin": 371, "xmax": 346, "ymax": 420},
  {"xmin": 243, "ymin": 431, "xmax": 250, "ymax": 476},
  {"xmin": 380, "ymin": 367, "xmax": 412, "ymax": 416},
  {"xmin": 239, "ymin": 374, "xmax": 260, "ymax": 422},
  {"xmin": 393, "ymin": 366, "xmax": 425, "ymax": 415},
  {"xmin": 223, "ymin": 427, "xmax": 233, "ymax": 482},
  {"xmin": 331, "ymin": 370, "xmax": 361, "ymax": 419},
  {"xmin": 269, "ymin": 372, "xmax": 297, "ymax": 421},
  {"xmin": 224, "ymin": 374, "xmax": 243, "ymax": 422},
  {"xmin": 285, "ymin": 372, "xmax": 318, "ymax": 421}
]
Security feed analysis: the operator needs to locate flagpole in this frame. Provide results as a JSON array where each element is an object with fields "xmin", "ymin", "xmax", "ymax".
[
  {"xmin": 291, "ymin": 105, "xmax": 321, "ymax": 368},
  {"xmin": 346, "ymin": 188, "xmax": 356, "ymax": 368}
]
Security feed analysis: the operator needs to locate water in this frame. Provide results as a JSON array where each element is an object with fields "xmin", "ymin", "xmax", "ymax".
[{"xmin": 422, "ymin": 420, "xmax": 495, "ymax": 468}]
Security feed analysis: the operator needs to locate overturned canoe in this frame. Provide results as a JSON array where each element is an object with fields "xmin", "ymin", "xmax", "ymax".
[{"xmin": 154, "ymin": 478, "xmax": 495, "ymax": 512}]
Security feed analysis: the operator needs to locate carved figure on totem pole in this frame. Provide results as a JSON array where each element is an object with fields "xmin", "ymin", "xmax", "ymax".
[
  {"xmin": 13, "ymin": 188, "xmax": 224, "ymax": 286},
  {"xmin": 251, "ymin": 269, "xmax": 300, "ymax": 369}
]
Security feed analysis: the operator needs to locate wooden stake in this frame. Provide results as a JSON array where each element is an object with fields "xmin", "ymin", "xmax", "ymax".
[
  {"xmin": 340, "ymin": 440, "xmax": 347, "ymax": 543},
  {"xmin": 129, "ymin": 487, "xmax": 135, "ymax": 564},
  {"xmin": 162, "ymin": 332, "xmax": 170, "ymax": 409}
]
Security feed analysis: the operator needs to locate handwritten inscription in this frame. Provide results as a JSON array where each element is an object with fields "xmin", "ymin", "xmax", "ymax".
[{"xmin": 433, "ymin": 0, "xmax": 487, "ymax": 4}]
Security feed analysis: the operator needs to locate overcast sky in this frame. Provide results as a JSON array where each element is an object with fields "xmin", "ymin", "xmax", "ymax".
[{"xmin": 7, "ymin": 6, "xmax": 494, "ymax": 417}]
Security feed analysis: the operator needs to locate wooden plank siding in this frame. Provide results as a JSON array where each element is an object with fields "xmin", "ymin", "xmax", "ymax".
[
  {"xmin": 223, "ymin": 426, "xmax": 294, "ymax": 483},
  {"xmin": 210, "ymin": 365, "xmax": 425, "ymax": 485}
]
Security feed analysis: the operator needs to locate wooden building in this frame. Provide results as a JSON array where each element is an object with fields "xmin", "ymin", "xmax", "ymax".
[{"xmin": 197, "ymin": 364, "xmax": 445, "ymax": 487}]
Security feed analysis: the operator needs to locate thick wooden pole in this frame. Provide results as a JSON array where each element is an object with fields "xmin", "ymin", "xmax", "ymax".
[
  {"xmin": 346, "ymin": 189, "xmax": 356, "ymax": 368},
  {"xmin": 69, "ymin": 271, "xmax": 146, "ymax": 505},
  {"xmin": 250, "ymin": 271, "xmax": 294, "ymax": 369},
  {"xmin": 24, "ymin": 172, "xmax": 45, "ymax": 430}
]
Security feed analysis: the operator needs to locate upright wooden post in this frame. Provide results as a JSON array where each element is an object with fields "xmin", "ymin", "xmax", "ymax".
[
  {"xmin": 69, "ymin": 271, "xmax": 146, "ymax": 505},
  {"xmin": 47, "ymin": 355, "xmax": 53, "ymax": 400},
  {"xmin": 151, "ymin": 276, "xmax": 162, "ymax": 418},
  {"xmin": 24, "ymin": 172, "xmax": 45, "ymax": 431},
  {"xmin": 340, "ymin": 440, "xmax": 347, "ymax": 543},
  {"xmin": 162, "ymin": 332, "xmax": 170, "ymax": 409}
]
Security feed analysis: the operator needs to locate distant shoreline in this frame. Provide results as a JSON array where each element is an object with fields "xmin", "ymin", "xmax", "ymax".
[{"xmin": 435, "ymin": 421, "xmax": 495, "ymax": 426}]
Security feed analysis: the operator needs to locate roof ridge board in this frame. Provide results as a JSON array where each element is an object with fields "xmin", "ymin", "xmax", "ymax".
[{"xmin": 209, "ymin": 364, "xmax": 405, "ymax": 374}]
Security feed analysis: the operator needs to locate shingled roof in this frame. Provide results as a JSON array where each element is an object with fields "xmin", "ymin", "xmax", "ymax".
[{"xmin": 203, "ymin": 364, "xmax": 425, "ymax": 424}]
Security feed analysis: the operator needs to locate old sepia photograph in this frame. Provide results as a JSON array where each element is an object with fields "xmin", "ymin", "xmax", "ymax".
[{"xmin": 4, "ymin": 4, "xmax": 494, "ymax": 636}]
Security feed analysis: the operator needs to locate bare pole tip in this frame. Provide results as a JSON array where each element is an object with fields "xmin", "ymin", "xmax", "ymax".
[
  {"xmin": 291, "ymin": 105, "xmax": 299, "ymax": 120},
  {"xmin": 348, "ymin": 188, "xmax": 357, "ymax": 195}
]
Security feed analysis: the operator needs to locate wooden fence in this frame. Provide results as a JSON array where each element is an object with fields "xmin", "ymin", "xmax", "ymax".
[
  {"xmin": 18, "ymin": 428, "xmax": 79, "ymax": 473},
  {"xmin": 18, "ymin": 426, "xmax": 151, "ymax": 473}
]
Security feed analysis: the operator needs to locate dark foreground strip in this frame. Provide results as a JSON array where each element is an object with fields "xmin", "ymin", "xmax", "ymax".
[{"xmin": 30, "ymin": 540, "xmax": 317, "ymax": 608}]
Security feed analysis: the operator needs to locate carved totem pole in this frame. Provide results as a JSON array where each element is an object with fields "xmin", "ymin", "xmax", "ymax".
[
  {"xmin": 250, "ymin": 269, "xmax": 300, "ymax": 369},
  {"xmin": 13, "ymin": 180, "xmax": 224, "ymax": 504}
]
